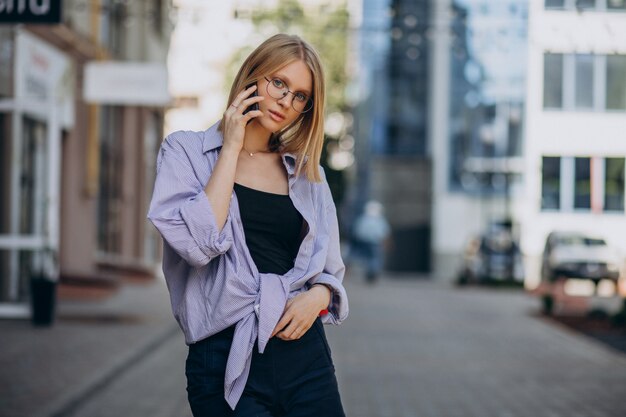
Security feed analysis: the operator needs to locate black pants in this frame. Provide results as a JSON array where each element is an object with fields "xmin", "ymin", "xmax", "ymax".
[{"xmin": 185, "ymin": 317, "xmax": 345, "ymax": 417}]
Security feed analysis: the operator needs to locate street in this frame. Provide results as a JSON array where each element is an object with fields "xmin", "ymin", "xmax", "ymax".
[{"xmin": 2, "ymin": 271, "xmax": 626, "ymax": 417}]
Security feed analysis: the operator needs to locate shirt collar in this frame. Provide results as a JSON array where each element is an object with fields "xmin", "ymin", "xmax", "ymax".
[
  {"xmin": 202, "ymin": 121, "xmax": 223, "ymax": 153},
  {"xmin": 202, "ymin": 120, "xmax": 299, "ymax": 177}
]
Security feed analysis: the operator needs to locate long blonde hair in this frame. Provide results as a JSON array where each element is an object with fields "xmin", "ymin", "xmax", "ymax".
[{"xmin": 218, "ymin": 34, "xmax": 326, "ymax": 182}]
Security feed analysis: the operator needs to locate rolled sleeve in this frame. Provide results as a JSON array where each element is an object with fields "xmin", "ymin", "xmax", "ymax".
[
  {"xmin": 179, "ymin": 190, "xmax": 233, "ymax": 259},
  {"xmin": 311, "ymin": 273, "xmax": 348, "ymax": 325},
  {"xmin": 147, "ymin": 134, "xmax": 234, "ymax": 267}
]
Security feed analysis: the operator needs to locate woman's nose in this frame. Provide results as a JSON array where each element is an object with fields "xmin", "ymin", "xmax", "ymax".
[{"xmin": 277, "ymin": 92, "xmax": 293, "ymax": 107}]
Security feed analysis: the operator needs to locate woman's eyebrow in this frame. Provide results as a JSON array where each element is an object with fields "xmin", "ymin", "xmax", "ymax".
[{"xmin": 273, "ymin": 73, "xmax": 312, "ymax": 95}]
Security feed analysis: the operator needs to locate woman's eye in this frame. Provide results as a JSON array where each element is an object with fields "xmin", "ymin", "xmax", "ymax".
[
  {"xmin": 272, "ymin": 79, "xmax": 284, "ymax": 88},
  {"xmin": 295, "ymin": 93, "xmax": 307, "ymax": 102}
]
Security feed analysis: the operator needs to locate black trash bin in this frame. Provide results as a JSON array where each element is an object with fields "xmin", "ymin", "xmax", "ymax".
[{"xmin": 30, "ymin": 275, "xmax": 57, "ymax": 326}]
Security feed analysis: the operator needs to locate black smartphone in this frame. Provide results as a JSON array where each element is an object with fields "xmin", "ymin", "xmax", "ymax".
[{"xmin": 243, "ymin": 83, "xmax": 259, "ymax": 118}]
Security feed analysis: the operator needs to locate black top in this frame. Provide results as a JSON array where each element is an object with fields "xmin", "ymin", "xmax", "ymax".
[{"xmin": 233, "ymin": 183, "xmax": 304, "ymax": 275}]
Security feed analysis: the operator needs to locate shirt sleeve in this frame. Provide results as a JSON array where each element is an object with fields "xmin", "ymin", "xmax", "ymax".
[
  {"xmin": 147, "ymin": 134, "xmax": 233, "ymax": 268},
  {"xmin": 309, "ymin": 180, "xmax": 349, "ymax": 325}
]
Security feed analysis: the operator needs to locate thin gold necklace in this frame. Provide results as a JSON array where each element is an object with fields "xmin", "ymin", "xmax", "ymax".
[{"xmin": 242, "ymin": 146, "xmax": 270, "ymax": 157}]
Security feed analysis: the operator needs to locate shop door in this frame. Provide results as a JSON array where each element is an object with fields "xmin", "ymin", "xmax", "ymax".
[{"xmin": 0, "ymin": 112, "xmax": 49, "ymax": 314}]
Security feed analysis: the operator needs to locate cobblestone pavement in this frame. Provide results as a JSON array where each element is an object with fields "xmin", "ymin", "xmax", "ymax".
[{"xmin": 2, "ymin": 272, "xmax": 626, "ymax": 417}]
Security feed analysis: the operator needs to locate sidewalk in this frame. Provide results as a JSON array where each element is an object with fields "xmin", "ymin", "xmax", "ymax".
[{"xmin": 0, "ymin": 276, "xmax": 181, "ymax": 417}]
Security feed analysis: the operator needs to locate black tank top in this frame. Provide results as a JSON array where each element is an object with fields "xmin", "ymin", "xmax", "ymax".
[{"xmin": 234, "ymin": 183, "xmax": 304, "ymax": 275}]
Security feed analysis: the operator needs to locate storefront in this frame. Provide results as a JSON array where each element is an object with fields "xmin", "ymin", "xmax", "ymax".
[{"xmin": 0, "ymin": 28, "xmax": 73, "ymax": 316}]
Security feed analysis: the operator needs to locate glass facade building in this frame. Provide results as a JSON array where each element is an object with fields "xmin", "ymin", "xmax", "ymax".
[{"xmin": 448, "ymin": 0, "xmax": 528, "ymax": 195}]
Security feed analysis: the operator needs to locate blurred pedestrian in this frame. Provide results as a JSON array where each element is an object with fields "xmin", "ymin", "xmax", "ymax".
[
  {"xmin": 148, "ymin": 34, "xmax": 348, "ymax": 416},
  {"xmin": 352, "ymin": 200, "xmax": 391, "ymax": 284}
]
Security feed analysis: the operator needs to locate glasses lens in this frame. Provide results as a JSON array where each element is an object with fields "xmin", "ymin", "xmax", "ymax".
[
  {"xmin": 294, "ymin": 98, "xmax": 313, "ymax": 113},
  {"xmin": 266, "ymin": 78, "xmax": 313, "ymax": 114},
  {"xmin": 266, "ymin": 79, "xmax": 285, "ymax": 100}
]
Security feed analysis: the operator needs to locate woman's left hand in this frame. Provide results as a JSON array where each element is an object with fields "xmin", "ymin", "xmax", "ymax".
[{"xmin": 271, "ymin": 285, "xmax": 331, "ymax": 341}]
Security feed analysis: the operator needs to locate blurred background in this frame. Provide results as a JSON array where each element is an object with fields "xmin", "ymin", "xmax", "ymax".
[{"xmin": 1, "ymin": 1, "xmax": 626, "ymax": 416}]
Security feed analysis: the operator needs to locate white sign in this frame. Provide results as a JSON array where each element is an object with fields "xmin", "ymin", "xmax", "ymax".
[
  {"xmin": 84, "ymin": 62, "xmax": 171, "ymax": 106},
  {"xmin": 15, "ymin": 29, "xmax": 74, "ymax": 127}
]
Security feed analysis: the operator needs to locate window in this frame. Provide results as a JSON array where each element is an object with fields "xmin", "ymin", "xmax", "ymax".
[
  {"xmin": 575, "ymin": 0, "xmax": 596, "ymax": 10},
  {"xmin": 574, "ymin": 157, "xmax": 591, "ymax": 210},
  {"xmin": 545, "ymin": 0, "xmax": 565, "ymax": 8},
  {"xmin": 98, "ymin": 106, "xmax": 123, "ymax": 254},
  {"xmin": 607, "ymin": 0, "xmax": 626, "ymax": 10},
  {"xmin": 574, "ymin": 54, "xmax": 594, "ymax": 109},
  {"xmin": 544, "ymin": 53, "xmax": 626, "ymax": 111},
  {"xmin": 542, "ymin": 157, "xmax": 561, "ymax": 210},
  {"xmin": 606, "ymin": 55, "xmax": 626, "ymax": 110},
  {"xmin": 543, "ymin": 54, "xmax": 563, "ymax": 108},
  {"xmin": 547, "ymin": 0, "xmax": 626, "ymax": 10},
  {"xmin": 605, "ymin": 158, "xmax": 625, "ymax": 211},
  {"xmin": 152, "ymin": 0, "xmax": 164, "ymax": 36}
]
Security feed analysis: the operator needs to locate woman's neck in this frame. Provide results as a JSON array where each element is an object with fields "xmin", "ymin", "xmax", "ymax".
[{"xmin": 243, "ymin": 120, "xmax": 273, "ymax": 154}]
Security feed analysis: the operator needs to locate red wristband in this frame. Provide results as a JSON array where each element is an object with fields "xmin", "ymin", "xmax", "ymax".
[{"xmin": 319, "ymin": 309, "xmax": 329, "ymax": 316}]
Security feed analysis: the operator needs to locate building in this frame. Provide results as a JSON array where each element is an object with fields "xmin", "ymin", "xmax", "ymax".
[
  {"xmin": 352, "ymin": 0, "xmax": 432, "ymax": 272},
  {"xmin": 521, "ymin": 0, "xmax": 626, "ymax": 288},
  {"xmin": 430, "ymin": 0, "xmax": 529, "ymax": 281},
  {"xmin": 0, "ymin": 0, "xmax": 173, "ymax": 318}
]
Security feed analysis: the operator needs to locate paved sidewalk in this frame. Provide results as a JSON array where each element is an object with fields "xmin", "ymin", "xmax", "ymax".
[{"xmin": 0, "ymin": 277, "xmax": 181, "ymax": 417}]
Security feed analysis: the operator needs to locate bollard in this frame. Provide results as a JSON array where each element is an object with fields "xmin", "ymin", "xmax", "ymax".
[{"xmin": 30, "ymin": 274, "xmax": 57, "ymax": 327}]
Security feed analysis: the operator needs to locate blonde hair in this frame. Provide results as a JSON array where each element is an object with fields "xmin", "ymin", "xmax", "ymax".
[{"xmin": 218, "ymin": 34, "xmax": 326, "ymax": 182}]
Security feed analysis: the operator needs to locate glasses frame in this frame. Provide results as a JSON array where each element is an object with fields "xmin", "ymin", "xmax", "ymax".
[{"xmin": 263, "ymin": 76, "xmax": 313, "ymax": 114}]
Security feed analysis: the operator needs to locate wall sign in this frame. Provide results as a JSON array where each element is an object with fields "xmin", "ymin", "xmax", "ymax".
[{"xmin": 0, "ymin": 0, "xmax": 62, "ymax": 24}]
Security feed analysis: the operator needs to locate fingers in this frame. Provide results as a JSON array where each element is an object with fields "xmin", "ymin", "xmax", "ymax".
[
  {"xmin": 271, "ymin": 314, "xmax": 290, "ymax": 338},
  {"xmin": 242, "ymin": 110, "xmax": 263, "ymax": 123},
  {"xmin": 274, "ymin": 317, "xmax": 314, "ymax": 341},
  {"xmin": 230, "ymin": 84, "xmax": 259, "ymax": 109},
  {"xmin": 276, "ymin": 322, "xmax": 300, "ymax": 341},
  {"xmin": 239, "ymin": 95, "xmax": 264, "ymax": 110}
]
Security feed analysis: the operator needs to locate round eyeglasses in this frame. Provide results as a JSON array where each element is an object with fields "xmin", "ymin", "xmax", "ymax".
[{"xmin": 264, "ymin": 77, "xmax": 313, "ymax": 114}]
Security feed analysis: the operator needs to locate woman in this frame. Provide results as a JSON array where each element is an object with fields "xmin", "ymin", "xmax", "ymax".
[{"xmin": 148, "ymin": 34, "xmax": 349, "ymax": 416}]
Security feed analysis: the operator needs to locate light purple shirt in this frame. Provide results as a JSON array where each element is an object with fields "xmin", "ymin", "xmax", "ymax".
[{"xmin": 147, "ymin": 121, "xmax": 348, "ymax": 409}]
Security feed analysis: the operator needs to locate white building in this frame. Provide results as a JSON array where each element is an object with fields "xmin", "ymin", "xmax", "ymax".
[{"xmin": 521, "ymin": 0, "xmax": 626, "ymax": 288}]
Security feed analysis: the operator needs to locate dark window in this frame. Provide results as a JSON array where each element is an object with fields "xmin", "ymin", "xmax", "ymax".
[
  {"xmin": 574, "ymin": 54, "xmax": 594, "ymax": 109},
  {"xmin": 543, "ymin": 54, "xmax": 563, "ymax": 108},
  {"xmin": 608, "ymin": 0, "xmax": 626, "ymax": 10},
  {"xmin": 605, "ymin": 158, "xmax": 625, "ymax": 211},
  {"xmin": 574, "ymin": 157, "xmax": 591, "ymax": 210},
  {"xmin": 606, "ymin": 55, "xmax": 626, "ymax": 110},
  {"xmin": 541, "ymin": 157, "xmax": 561, "ymax": 210},
  {"xmin": 152, "ymin": 0, "xmax": 164, "ymax": 35},
  {"xmin": 545, "ymin": 0, "xmax": 565, "ymax": 8},
  {"xmin": 98, "ymin": 106, "xmax": 123, "ymax": 254},
  {"xmin": 575, "ymin": 0, "xmax": 596, "ymax": 10}
]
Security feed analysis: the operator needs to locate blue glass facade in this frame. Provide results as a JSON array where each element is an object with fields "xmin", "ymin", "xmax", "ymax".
[{"xmin": 448, "ymin": 0, "xmax": 528, "ymax": 194}]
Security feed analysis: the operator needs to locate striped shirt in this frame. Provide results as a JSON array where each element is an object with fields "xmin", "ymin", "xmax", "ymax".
[{"xmin": 147, "ymin": 121, "xmax": 349, "ymax": 409}]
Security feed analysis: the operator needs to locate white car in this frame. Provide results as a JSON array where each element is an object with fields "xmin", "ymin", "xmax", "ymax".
[{"xmin": 541, "ymin": 231, "xmax": 622, "ymax": 283}]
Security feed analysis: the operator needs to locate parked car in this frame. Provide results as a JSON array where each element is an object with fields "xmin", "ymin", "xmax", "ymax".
[
  {"xmin": 458, "ymin": 224, "xmax": 524, "ymax": 284},
  {"xmin": 541, "ymin": 231, "xmax": 621, "ymax": 284}
]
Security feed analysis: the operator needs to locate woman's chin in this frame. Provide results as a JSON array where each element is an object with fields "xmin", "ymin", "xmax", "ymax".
[{"xmin": 257, "ymin": 116, "xmax": 284, "ymax": 132}]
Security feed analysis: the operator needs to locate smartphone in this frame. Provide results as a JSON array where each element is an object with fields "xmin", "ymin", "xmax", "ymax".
[{"xmin": 243, "ymin": 83, "xmax": 259, "ymax": 121}]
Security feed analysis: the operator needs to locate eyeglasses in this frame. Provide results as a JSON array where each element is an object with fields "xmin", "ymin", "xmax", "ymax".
[{"xmin": 264, "ymin": 77, "xmax": 313, "ymax": 114}]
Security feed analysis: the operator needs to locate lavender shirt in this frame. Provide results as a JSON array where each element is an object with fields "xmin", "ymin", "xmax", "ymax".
[{"xmin": 147, "ymin": 121, "xmax": 349, "ymax": 409}]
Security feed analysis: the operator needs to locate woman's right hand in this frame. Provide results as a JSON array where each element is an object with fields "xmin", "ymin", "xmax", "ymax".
[{"xmin": 221, "ymin": 85, "xmax": 264, "ymax": 154}]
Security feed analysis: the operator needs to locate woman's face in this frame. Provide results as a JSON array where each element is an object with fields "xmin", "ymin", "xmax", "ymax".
[{"xmin": 255, "ymin": 59, "xmax": 313, "ymax": 133}]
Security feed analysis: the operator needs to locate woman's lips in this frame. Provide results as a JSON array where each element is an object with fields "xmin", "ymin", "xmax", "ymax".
[{"xmin": 268, "ymin": 110, "xmax": 285, "ymax": 122}]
